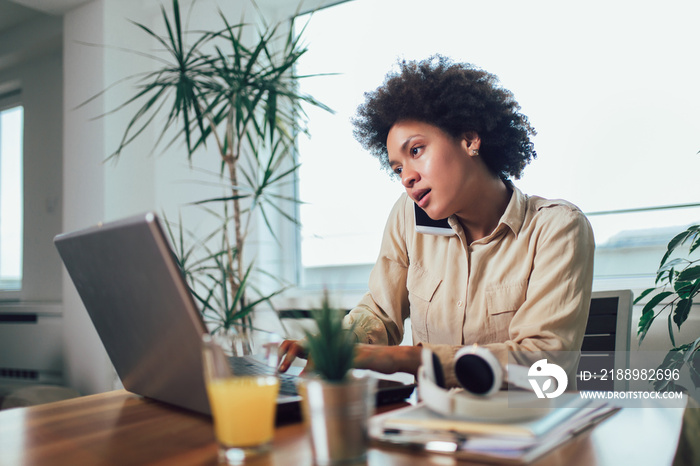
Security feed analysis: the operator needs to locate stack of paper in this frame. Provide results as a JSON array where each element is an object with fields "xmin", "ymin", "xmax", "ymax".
[{"xmin": 369, "ymin": 395, "xmax": 619, "ymax": 464}]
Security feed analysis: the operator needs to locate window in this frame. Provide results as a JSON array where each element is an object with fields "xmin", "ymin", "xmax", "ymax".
[
  {"xmin": 294, "ymin": 0, "xmax": 700, "ymax": 292},
  {"xmin": 0, "ymin": 104, "xmax": 23, "ymax": 292}
]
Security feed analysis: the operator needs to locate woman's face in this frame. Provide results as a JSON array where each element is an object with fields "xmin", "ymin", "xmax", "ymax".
[{"xmin": 387, "ymin": 120, "xmax": 486, "ymax": 221}]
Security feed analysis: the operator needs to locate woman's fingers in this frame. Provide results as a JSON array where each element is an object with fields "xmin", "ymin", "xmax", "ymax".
[{"xmin": 278, "ymin": 339, "xmax": 307, "ymax": 372}]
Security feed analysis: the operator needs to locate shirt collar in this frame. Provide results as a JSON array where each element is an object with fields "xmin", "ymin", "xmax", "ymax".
[
  {"xmin": 446, "ymin": 182, "xmax": 527, "ymax": 241},
  {"xmin": 499, "ymin": 183, "xmax": 527, "ymax": 238}
]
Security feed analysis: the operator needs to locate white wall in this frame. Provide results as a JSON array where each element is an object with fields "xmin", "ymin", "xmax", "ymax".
[
  {"xmin": 62, "ymin": 0, "xmax": 113, "ymax": 395},
  {"xmin": 20, "ymin": 52, "xmax": 64, "ymax": 301},
  {"xmin": 61, "ymin": 0, "xmax": 198, "ymax": 395},
  {"xmin": 0, "ymin": 13, "xmax": 63, "ymax": 302}
]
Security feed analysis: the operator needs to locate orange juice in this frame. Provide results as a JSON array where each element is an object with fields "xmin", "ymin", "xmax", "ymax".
[{"xmin": 206, "ymin": 375, "xmax": 280, "ymax": 447}]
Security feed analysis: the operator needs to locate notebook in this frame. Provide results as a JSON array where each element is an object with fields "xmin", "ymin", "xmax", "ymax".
[
  {"xmin": 370, "ymin": 395, "xmax": 618, "ymax": 464},
  {"xmin": 54, "ymin": 212, "xmax": 414, "ymax": 422},
  {"xmin": 54, "ymin": 212, "xmax": 306, "ymax": 419}
]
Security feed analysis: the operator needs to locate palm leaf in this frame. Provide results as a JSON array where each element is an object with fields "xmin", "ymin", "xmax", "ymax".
[{"xmin": 95, "ymin": 0, "xmax": 334, "ymax": 334}]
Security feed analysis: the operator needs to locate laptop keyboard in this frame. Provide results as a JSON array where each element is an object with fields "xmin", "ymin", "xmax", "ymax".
[{"xmin": 229, "ymin": 356, "xmax": 299, "ymax": 396}]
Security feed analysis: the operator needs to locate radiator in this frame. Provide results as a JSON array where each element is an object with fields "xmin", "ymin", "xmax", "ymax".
[{"xmin": 0, "ymin": 302, "xmax": 63, "ymax": 386}]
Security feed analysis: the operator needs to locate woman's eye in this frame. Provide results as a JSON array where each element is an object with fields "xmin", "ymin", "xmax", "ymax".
[
  {"xmin": 410, "ymin": 146, "xmax": 422, "ymax": 156},
  {"xmin": 394, "ymin": 167, "xmax": 403, "ymax": 175}
]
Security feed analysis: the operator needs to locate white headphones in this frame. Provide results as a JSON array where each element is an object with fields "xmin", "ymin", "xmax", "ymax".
[{"xmin": 418, "ymin": 346, "xmax": 551, "ymax": 421}]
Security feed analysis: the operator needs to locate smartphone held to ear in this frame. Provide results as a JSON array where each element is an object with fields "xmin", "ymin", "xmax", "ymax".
[{"xmin": 414, "ymin": 203, "xmax": 454, "ymax": 236}]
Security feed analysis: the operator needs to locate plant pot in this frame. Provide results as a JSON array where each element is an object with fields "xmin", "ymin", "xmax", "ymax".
[{"xmin": 298, "ymin": 375, "xmax": 377, "ymax": 465}]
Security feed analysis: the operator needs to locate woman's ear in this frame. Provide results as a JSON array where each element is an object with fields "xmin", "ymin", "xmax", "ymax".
[{"xmin": 462, "ymin": 131, "xmax": 481, "ymax": 156}]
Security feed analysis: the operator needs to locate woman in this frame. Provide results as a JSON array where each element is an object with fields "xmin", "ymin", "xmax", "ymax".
[{"xmin": 280, "ymin": 55, "xmax": 594, "ymax": 388}]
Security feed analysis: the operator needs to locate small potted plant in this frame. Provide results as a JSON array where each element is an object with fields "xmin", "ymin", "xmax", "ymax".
[{"xmin": 298, "ymin": 296, "xmax": 377, "ymax": 466}]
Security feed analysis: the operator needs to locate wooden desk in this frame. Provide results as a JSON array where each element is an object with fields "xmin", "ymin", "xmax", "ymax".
[{"xmin": 0, "ymin": 389, "xmax": 692, "ymax": 465}]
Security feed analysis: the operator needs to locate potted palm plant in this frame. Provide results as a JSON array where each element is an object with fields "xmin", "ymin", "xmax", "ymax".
[
  {"xmin": 96, "ymin": 0, "xmax": 331, "ymax": 336},
  {"xmin": 298, "ymin": 296, "xmax": 377, "ymax": 466},
  {"xmin": 635, "ymin": 224, "xmax": 700, "ymax": 392}
]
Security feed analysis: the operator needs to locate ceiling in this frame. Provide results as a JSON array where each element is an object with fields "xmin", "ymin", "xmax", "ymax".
[
  {"xmin": 0, "ymin": 0, "xmax": 92, "ymax": 33},
  {"xmin": 4, "ymin": 0, "xmax": 92, "ymax": 15},
  {"xmin": 0, "ymin": 0, "xmax": 39, "ymax": 32},
  {"xmin": 0, "ymin": 0, "xmax": 346, "ymax": 33}
]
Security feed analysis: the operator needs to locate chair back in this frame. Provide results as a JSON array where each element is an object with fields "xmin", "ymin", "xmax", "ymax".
[{"xmin": 577, "ymin": 289, "xmax": 633, "ymax": 391}]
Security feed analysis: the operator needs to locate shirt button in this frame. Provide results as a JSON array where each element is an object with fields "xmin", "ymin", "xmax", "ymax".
[{"xmin": 457, "ymin": 300, "xmax": 463, "ymax": 307}]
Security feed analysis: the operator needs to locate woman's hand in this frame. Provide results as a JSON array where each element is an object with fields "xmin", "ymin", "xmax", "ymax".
[
  {"xmin": 279, "ymin": 340, "xmax": 422, "ymax": 376},
  {"xmin": 278, "ymin": 339, "xmax": 308, "ymax": 373}
]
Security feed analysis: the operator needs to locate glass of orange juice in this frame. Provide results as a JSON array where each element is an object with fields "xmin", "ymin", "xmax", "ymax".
[{"xmin": 202, "ymin": 330, "xmax": 281, "ymax": 465}]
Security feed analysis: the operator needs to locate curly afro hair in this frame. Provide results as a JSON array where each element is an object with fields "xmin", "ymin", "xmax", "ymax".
[{"xmin": 352, "ymin": 55, "xmax": 537, "ymax": 180}]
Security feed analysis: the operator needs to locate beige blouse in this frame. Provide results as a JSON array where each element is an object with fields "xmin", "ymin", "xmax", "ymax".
[{"xmin": 344, "ymin": 185, "xmax": 595, "ymax": 387}]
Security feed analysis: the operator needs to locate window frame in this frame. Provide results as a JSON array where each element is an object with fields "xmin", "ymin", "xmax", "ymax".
[{"xmin": 0, "ymin": 88, "xmax": 24, "ymax": 299}]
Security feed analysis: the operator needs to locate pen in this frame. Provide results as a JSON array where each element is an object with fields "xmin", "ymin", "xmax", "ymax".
[{"xmin": 380, "ymin": 428, "xmax": 466, "ymax": 452}]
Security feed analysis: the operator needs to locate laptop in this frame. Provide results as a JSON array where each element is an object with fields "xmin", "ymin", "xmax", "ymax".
[
  {"xmin": 54, "ymin": 212, "xmax": 306, "ymax": 419},
  {"xmin": 54, "ymin": 212, "xmax": 414, "ymax": 421}
]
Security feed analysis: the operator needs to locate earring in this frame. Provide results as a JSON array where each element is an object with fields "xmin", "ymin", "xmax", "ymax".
[{"xmin": 472, "ymin": 149, "xmax": 479, "ymax": 156}]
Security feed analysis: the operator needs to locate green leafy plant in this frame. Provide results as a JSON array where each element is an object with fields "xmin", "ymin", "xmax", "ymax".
[
  {"xmin": 96, "ymin": 0, "xmax": 332, "ymax": 333},
  {"xmin": 163, "ymin": 208, "xmax": 286, "ymax": 335},
  {"xmin": 635, "ymin": 224, "xmax": 700, "ymax": 391},
  {"xmin": 304, "ymin": 295, "xmax": 357, "ymax": 382}
]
